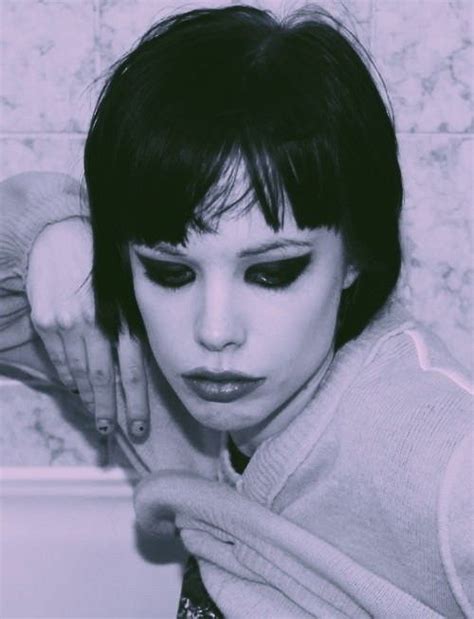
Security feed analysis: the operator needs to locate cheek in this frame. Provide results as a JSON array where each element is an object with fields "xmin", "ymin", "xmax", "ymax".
[
  {"xmin": 131, "ymin": 267, "xmax": 344, "ymax": 372},
  {"xmin": 132, "ymin": 281, "xmax": 190, "ymax": 356},
  {"xmin": 262, "ymin": 275, "xmax": 343, "ymax": 357}
]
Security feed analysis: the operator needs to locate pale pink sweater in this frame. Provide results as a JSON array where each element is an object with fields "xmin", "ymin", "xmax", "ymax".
[{"xmin": 1, "ymin": 173, "xmax": 473, "ymax": 618}]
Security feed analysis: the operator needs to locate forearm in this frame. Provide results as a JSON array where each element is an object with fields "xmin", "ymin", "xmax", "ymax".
[
  {"xmin": 0, "ymin": 172, "xmax": 88, "ymax": 352},
  {"xmin": 0, "ymin": 172, "xmax": 88, "ymax": 283}
]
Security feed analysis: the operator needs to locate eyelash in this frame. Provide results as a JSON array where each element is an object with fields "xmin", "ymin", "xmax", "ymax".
[{"xmin": 140, "ymin": 255, "xmax": 312, "ymax": 292}]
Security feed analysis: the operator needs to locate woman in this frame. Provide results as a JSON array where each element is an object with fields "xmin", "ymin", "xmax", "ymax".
[{"xmin": 1, "ymin": 5, "xmax": 472, "ymax": 618}]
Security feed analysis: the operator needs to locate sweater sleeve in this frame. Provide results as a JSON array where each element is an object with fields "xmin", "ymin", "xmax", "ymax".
[
  {"xmin": 0, "ymin": 172, "xmax": 88, "ymax": 358},
  {"xmin": 134, "ymin": 472, "xmax": 447, "ymax": 618},
  {"xmin": 438, "ymin": 429, "xmax": 474, "ymax": 619}
]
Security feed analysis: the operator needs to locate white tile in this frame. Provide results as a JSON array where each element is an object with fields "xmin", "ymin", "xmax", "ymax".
[
  {"xmin": 0, "ymin": 136, "xmax": 86, "ymax": 182},
  {"xmin": 1, "ymin": 0, "xmax": 96, "ymax": 132},
  {"xmin": 396, "ymin": 134, "xmax": 473, "ymax": 372},
  {"xmin": 0, "ymin": 379, "xmax": 105, "ymax": 466},
  {"xmin": 373, "ymin": 0, "xmax": 473, "ymax": 133}
]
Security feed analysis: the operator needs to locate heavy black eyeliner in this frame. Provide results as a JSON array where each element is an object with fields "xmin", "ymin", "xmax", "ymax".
[
  {"xmin": 135, "ymin": 251, "xmax": 313, "ymax": 290},
  {"xmin": 245, "ymin": 253, "xmax": 313, "ymax": 289},
  {"xmin": 136, "ymin": 254, "xmax": 195, "ymax": 287}
]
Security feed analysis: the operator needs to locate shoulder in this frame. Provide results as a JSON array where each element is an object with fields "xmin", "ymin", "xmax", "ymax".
[
  {"xmin": 338, "ymin": 309, "xmax": 474, "ymax": 613},
  {"xmin": 346, "ymin": 309, "xmax": 473, "ymax": 440},
  {"xmin": 346, "ymin": 308, "xmax": 474, "ymax": 611},
  {"xmin": 333, "ymin": 304, "xmax": 473, "ymax": 524}
]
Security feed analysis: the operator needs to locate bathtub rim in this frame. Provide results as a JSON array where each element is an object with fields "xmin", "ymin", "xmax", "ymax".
[{"xmin": 0, "ymin": 465, "xmax": 141, "ymax": 497}]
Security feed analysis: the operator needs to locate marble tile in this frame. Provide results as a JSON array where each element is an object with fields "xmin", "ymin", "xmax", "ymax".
[
  {"xmin": 98, "ymin": 0, "xmax": 371, "ymax": 72},
  {"xmin": 373, "ymin": 0, "xmax": 473, "ymax": 133},
  {"xmin": 0, "ymin": 375, "xmax": 107, "ymax": 466},
  {"xmin": 1, "ymin": 0, "xmax": 96, "ymax": 133},
  {"xmin": 396, "ymin": 134, "xmax": 473, "ymax": 372},
  {"xmin": 0, "ymin": 136, "xmax": 86, "ymax": 183}
]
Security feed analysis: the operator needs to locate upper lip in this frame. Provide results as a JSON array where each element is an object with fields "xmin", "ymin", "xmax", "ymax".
[{"xmin": 182, "ymin": 368, "xmax": 263, "ymax": 382}]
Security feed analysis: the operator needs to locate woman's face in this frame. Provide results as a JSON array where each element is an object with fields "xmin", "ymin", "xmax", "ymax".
[{"xmin": 129, "ymin": 203, "xmax": 357, "ymax": 447}]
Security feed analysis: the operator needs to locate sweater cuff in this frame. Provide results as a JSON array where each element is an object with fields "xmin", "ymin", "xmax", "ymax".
[{"xmin": 0, "ymin": 172, "xmax": 89, "ymax": 286}]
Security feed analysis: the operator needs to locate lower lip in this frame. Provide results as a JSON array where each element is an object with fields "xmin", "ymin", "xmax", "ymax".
[{"xmin": 182, "ymin": 377, "xmax": 265, "ymax": 403}]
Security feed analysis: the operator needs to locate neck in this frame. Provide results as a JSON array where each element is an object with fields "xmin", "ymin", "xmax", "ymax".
[{"xmin": 230, "ymin": 347, "xmax": 335, "ymax": 457}]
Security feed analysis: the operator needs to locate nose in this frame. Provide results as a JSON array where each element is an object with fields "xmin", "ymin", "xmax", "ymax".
[{"xmin": 194, "ymin": 278, "xmax": 246, "ymax": 352}]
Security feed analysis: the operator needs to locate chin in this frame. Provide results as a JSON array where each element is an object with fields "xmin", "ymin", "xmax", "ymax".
[{"xmin": 184, "ymin": 400, "xmax": 265, "ymax": 433}]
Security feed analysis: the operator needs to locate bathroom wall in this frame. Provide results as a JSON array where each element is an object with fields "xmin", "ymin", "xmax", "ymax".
[{"xmin": 0, "ymin": 0, "xmax": 472, "ymax": 466}]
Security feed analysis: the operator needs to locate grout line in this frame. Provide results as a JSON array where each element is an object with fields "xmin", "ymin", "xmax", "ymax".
[
  {"xmin": 0, "ymin": 132, "xmax": 87, "ymax": 138},
  {"xmin": 1, "ymin": 131, "xmax": 472, "ymax": 140},
  {"xmin": 396, "ymin": 131, "xmax": 474, "ymax": 137}
]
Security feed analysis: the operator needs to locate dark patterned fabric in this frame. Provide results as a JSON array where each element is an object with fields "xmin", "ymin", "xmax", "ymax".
[
  {"xmin": 176, "ymin": 436, "xmax": 250, "ymax": 618},
  {"xmin": 177, "ymin": 556, "xmax": 224, "ymax": 619}
]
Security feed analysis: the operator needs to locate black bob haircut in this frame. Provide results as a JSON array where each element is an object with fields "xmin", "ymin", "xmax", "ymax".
[{"xmin": 84, "ymin": 3, "xmax": 403, "ymax": 350}]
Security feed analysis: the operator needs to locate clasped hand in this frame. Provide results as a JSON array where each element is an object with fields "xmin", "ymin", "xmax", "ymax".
[{"xmin": 26, "ymin": 218, "xmax": 150, "ymax": 438}]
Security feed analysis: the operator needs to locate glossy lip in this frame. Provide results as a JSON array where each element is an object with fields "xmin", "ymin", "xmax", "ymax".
[
  {"xmin": 182, "ymin": 368, "xmax": 264, "ymax": 382},
  {"xmin": 182, "ymin": 368, "xmax": 266, "ymax": 403}
]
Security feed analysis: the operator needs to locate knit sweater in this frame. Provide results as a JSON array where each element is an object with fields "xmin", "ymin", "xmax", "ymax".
[{"xmin": 1, "ymin": 173, "xmax": 473, "ymax": 618}]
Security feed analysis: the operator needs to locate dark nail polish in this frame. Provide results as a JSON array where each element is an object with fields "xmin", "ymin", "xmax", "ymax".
[
  {"xmin": 130, "ymin": 420, "xmax": 147, "ymax": 437},
  {"xmin": 97, "ymin": 419, "xmax": 114, "ymax": 435}
]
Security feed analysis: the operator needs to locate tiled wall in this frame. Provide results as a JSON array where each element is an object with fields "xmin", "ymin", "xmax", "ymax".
[{"xmin": 1, "ymin": 0, "xmax": 472, "ymax": 465}]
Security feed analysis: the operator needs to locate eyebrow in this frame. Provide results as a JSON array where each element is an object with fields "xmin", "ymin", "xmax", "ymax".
[{"xmin": 136, "ymin": 239, "xmax": 314, "ymax": 258}]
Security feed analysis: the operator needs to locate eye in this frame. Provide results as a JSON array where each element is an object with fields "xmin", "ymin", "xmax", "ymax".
[
  {"xmin": 138, "ymin": 256, "xmax": 195, "ymax": 290},
  {"xmin": 245, "ymin": 254, "xmax": 312, "ymax": 290}
]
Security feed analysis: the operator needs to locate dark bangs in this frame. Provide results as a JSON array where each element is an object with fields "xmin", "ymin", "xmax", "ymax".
[{"xmin": 84, "ymin": 4, "xmax": 403, "ymax": 346}]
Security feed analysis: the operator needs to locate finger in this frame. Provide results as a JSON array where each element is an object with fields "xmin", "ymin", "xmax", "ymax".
[
  {"xmin": 117, "ymin": 329, "xmax": 150, "ymax": 438},
  {"xmin": 61, "ymin": 331, "xmax": 95, "ymax": 418},
  {"xmin": 36, "ymin": 330, "xmax": 76, "ymax": 390},
  {"xmin": 83, "ymin": 328, "xmax": 117, "ymax": 436}
]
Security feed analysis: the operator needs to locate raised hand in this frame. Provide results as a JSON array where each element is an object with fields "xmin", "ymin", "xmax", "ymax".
[{"xmin": 26, "ymin": 217, "xmax": 150, "ymax": 438}]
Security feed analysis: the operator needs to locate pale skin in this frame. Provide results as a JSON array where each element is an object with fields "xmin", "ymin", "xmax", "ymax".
[
  {"xmin": 129, "ymin": 206, "xmax": 358, "ymax": 456},
  {"xmin": 26, "ymin": 215, "xmax": 151, "ymax": 438},
  {"xmin": 24, "ymin": 173, "xmax": 357, "ymax": 454}
]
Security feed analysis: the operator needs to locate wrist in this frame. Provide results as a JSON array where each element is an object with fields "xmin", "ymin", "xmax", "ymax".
[
  {"xmin": 25, "ymin": 216, "xmax": 92, "ymax": 285},
  {"xmin": 0, "ymin": 172, "xmax": 89, "ymax": 286}
]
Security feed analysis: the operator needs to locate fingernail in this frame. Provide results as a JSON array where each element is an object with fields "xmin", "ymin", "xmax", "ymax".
[
  {"xmin": 130, "ymin": 420, "xmax": 147, "ymax": 437},
  {"xmin": 96, "ymin": 419, "xmax": 115, "ymax": 435}
]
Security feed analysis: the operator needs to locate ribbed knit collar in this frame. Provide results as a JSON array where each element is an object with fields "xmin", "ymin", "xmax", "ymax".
[{"xmin": 219, "ymin": 298, "xmax": 415, "ymax": 505}]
